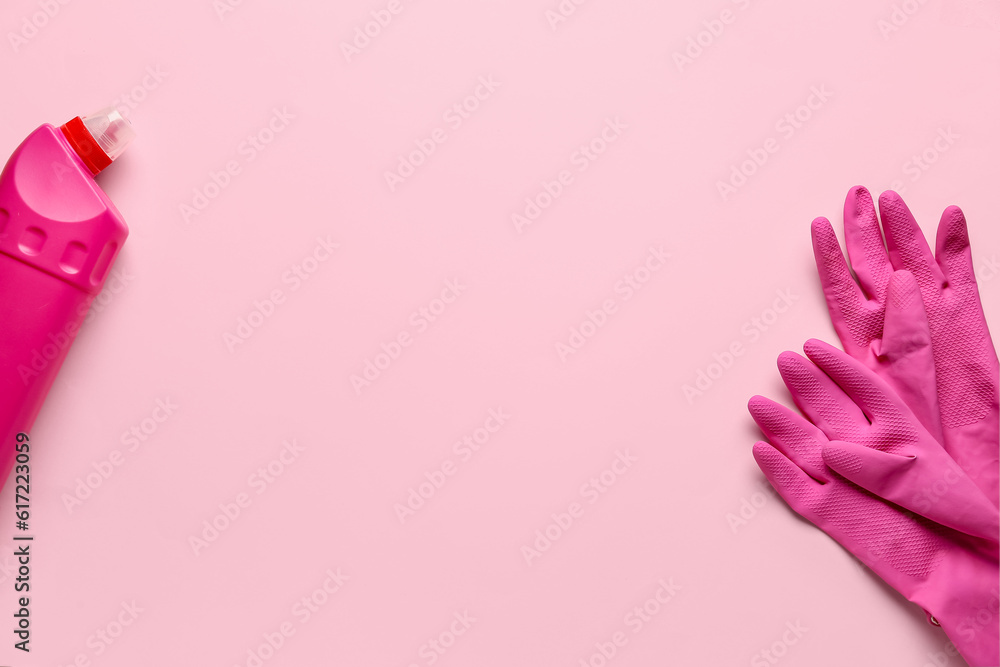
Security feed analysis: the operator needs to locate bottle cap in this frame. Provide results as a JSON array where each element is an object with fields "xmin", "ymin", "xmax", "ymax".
[{"xmin": 59, "ymin": 107, "xmax": 136, "ymax": 176}]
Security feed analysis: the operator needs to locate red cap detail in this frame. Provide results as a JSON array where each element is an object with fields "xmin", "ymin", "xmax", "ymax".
[{"xmin": 59, "ymin": 117, "xmax": 112, "ymax": 176}]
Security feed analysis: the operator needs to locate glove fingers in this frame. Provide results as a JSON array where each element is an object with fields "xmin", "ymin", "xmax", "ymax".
[
  {"xmin": 811, "ymin": 216, "xmax": 875, "ymax": 353},
  {"xmin": 843, "ymin": 186, "xmax": 892, "ymax": 303},
  {"xmin": 777, "ymin": 350, "xmax": 868, "ymax": 441},
  {"xmin": 801, "ymin": 339, "xmax": 910, "ymax": 433},
  {"xmin": 879, "ymin": 190, "xmax": 947, "ymax": 291},
  {"xmin": 748, "ymin": 395, "xmax": 829, "ymax": 481},
  {"xmin": 879, "ymin": 270, "xmax": 944, "ymax": 441},
  {"xmin": 934, "ymin": 205, "xmax": 976, "ymax": 292}
]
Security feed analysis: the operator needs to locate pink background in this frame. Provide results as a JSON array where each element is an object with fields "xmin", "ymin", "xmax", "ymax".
[{"xmin": 1, "ymin": 0, "xmax": 998, "ymax": 664}]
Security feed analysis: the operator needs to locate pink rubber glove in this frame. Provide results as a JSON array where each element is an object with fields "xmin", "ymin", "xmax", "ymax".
[
  {"xmin": 749, "ymin": 350, "xmax": 999, "ymax": 665},
  {"xmin": 812, "ymin": 187, "xmax": 999, "ymax": 505}
]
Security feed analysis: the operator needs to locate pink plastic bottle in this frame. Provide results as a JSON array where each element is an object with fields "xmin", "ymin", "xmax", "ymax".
[{"xmin": 0, "ymin": 108, "xmax": 134, "ymax": 488}]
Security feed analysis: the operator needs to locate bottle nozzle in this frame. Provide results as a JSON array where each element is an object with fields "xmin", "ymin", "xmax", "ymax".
[{"xmin": 59, "ymin": 107, "xmax": 136, "ymax": 176}]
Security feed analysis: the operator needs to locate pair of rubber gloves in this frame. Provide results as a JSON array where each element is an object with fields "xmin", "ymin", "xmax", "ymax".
[{"xmin": 750, "ymin": 187, "xmax": 999, "ymax": 666}]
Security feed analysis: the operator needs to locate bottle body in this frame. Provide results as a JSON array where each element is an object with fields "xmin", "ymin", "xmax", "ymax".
[{"xmin": 0, "ymin": 124, "xmax": 128, "ymax": 486}]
